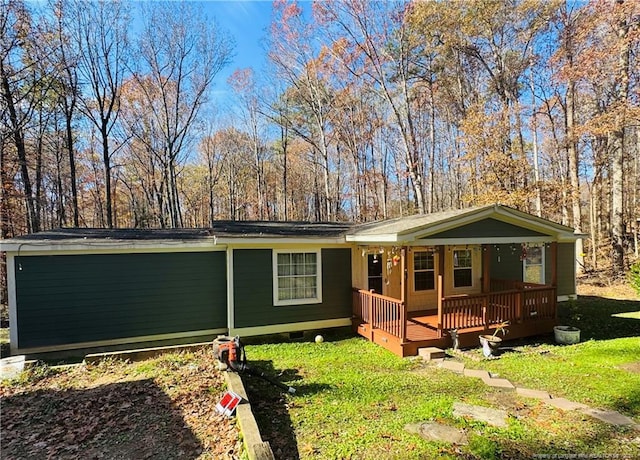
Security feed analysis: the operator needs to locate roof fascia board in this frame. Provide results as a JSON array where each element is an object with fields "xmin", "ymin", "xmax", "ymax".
[
  {"xmin": 214, "ymin": 237, "xmax": 346, "ymax": 245},
  {"xmin": 345, "ymin": 234, "xmax": 399, "ymax": 243},
  {"xmin": 494, "ymin": 206, "xmax": 576, "ymax": 233},
  {"xmin": 1, "ymin": 236, "xmax": 349, "ymax": 253},
  {"xmin": 491, "ymin": 210, "xmax": 578, "ymax": 240},
  {"xmin": 400, "ymin": 207, "xmax": 496, "ymax": 241},
  {"xmin": 0, "ymin": 241, "xmax": 223, "ymax": 254},
  {"xmin": 406, "ymin": 207, "xmax": 576, "ymax": 242}
]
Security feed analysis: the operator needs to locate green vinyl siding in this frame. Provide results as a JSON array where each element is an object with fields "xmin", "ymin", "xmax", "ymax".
[
  {"xmin": 15, "ymin": 252, "xmax": 226, "ymax": 348},
  {"xmin": 489, "ymin": 244, "xmax": 551, "ymax": 284},
  {"xmin": 425, "ymin": 218, "xmax": 547, "ymax": 239},
  {"xmin": 489, "ymin": 243, "xmax": 575, "ymax": 295},
  {"xmin": 556, "ymin": 243, "xmax": 576, "ymax": 296},
  {"xmin": 489, "ymin": 244, "xmax": 524, "ymax": 281},
  {"xmin": 233, "ymin": 248, "xmax": 352, "ymax": 328}
]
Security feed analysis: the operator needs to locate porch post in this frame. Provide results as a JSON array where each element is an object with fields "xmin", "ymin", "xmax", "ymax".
[
  {"xmin": 400, "ymin": 247, "xmax": 407, "ymax": 342},
  {"xmin": 437, "ymin": 274, "xmax": 443, "ymax": 338},
  {"xmin": 551, "ymin": 242, "xmax": 558, "ymax": 287},
  {"xmin": 368, "ymin": 289, "xmax": 374, "ymax": 329},
  {"xmin": 400, "ymin": 247, "xmax": 407, "ymax": 304},
  {"xmin": 438, "ymin": 245, "xmax": 445, "ymax": 293},
  {"xmin": 482, "ymin": 244, "xmax": 491, "ymax": 293}
]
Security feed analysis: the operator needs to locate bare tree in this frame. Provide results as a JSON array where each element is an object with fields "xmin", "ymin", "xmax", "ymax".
[
  {"xmin": 44, "ymin": 0, "xmax": 81, "ymax": 227},
  {"xmin": 130, "ymin": 2, "xmax": 233, "ymax": 227},
  {"xmin": 71, "ymin": 0, "xmax": 129, "ymax": 228},
  {"xmin": 1, "ymin": 0, "xmax": 41, "ymax": 233}
]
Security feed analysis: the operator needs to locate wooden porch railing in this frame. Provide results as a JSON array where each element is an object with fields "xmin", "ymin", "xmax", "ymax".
[
  {"xmin": 438, "ymin": 277, "xmax": 556, "ymax": 332},
  {"xmin": 352, "ymin": 289, "xmax": 406, "ymax": 341},
  {"xmin": 490, "ymin": 278, "xmax": 544, "ymax": 292}
]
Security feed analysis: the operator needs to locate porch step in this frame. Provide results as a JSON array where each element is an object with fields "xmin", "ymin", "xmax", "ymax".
[{"xmin": 418, "ymin": 347, "xmax": 446, "ymax": 361}]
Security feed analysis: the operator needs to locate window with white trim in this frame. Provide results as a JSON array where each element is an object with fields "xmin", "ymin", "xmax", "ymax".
[
  {"xmin": 453, "ymin": 249, "xmax": 473, "ymax": 288},
  {"xmin": 273, "ymin": 250, "xmax": 322, "ymax": 306},
  {"xmin": 523, "ymin": 246, "xmax": 545, "ymax": 284},
  {"xmin": 413, "ymin": 251, "xmax": 435, "ymax": 291}
]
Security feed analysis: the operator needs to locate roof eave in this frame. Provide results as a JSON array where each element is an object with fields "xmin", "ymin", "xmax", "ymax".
[
  {"xmin": 345, "ymin": 234, "xmax": 399, "ymax": 244},
  {"xmin": 0, "ymin": 239, "xmax": 220, "ymax": 253}
]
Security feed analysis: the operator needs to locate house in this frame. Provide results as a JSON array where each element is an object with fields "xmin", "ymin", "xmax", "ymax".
[{"xmin": 0, "ymin": 204, "xmax": 579, "ymax": 357}]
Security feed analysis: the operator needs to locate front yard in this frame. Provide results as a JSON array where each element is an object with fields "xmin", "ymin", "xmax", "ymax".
[
  {"xmin": 243, "ymin": 282, "xmax": 640, "ymax": 459},
  {"xmin": 1, "ymin": 280, "xmax": 639, "ymax": 459},
  {"xmin": 244, "ymin": 335, "xmax": 639, "ymax": 459}
]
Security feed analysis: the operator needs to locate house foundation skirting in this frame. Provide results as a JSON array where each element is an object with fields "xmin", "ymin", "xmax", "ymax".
[{"xmin": 12, "ymin": 328, "xmax": 227, "ymax": 356}]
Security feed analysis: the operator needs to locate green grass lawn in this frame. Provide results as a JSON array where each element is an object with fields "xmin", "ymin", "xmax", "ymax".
[{"xmin": 243, "ymin": 294, "xmax": 640, "ymax": 459}]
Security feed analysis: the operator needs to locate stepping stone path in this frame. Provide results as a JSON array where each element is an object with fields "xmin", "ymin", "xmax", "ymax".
[
  {"xmin": 419, "ymin": 347, "xmax": 640, "ymax": 431},
  {"xmin": 405, "ymin": 422, "xmax": 468, "ymax": 445},
  {"xmin": 453, "ymin": 402, "xmax": 508, "ymax": 428}
]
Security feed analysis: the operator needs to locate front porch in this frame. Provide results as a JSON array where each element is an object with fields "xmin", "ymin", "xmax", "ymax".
[
  {"xmin": 346, "ymin": 206, "xmax": 579, "ymax": 357},
  {"xmin": 352, "ymin": 278, "xmax": 557, "ymax": 357}
]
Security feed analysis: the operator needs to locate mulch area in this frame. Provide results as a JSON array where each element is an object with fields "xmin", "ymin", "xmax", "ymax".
[{"xmin": 0, "ymin": 349, "xmax": 242, "ymax": 459}]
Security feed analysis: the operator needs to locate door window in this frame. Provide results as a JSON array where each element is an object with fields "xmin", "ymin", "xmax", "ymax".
[
  {"xmin": 524, "ymin": 246, "xmax": 545, "ymax": 284},
  {"xmin": 367, "ymin": 254, "xmax": 383, "ymax": 294}
]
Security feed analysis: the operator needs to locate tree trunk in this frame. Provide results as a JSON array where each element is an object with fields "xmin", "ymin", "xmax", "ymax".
[
  {"xmin": 428, "ymin": 78, "xmax": 436, "ymax": 214},
  {"xmin": 611, "ymin": 132, "xmax": 624, "ymax": 274},
  {"xmin": 529, "ymin": 72, "xmax": 542, "ymax": 217},
  {"xmin": 65, "ymin": 107, "xmax": 79, "ymax": 227},
  {"xmin": 1, "ymin": 65, "xmax": 39, "ymax": 233},
  {"xmin": 101, "ymin": 123, "xmax": 113, "ymax": 228},
  {"xmin": 566, "ymin": 81, "xmax": 583, "ymax": 273},
  {"xmin": 611, "ymin": 4, "xmax": 631, "ymax": 275}
]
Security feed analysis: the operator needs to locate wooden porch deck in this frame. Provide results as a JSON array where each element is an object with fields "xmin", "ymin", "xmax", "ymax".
[{"xmin": 353, "ymin": 281, "xmax": 557, "ymax": 357}]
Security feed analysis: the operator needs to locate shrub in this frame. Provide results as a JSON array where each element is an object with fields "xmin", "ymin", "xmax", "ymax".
[{"xmin": 629, "ymin": 261, "xmax": 640, "ymax": 295}]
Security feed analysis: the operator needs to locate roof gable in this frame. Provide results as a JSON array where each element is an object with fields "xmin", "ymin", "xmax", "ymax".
[
  {"xmin": 422, "ymin": 218, "xmax": 547, "ymax": 239},
  {"xmin": 346, "ymin": 204, "xmax": 578, "ymax": 244}
]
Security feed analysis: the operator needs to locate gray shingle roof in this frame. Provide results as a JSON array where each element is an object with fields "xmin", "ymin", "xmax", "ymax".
[
  {"xmin": 4, "ymin": 221, "xmax": 355, "ymax": 243},
  {"xmin": 349, "ymin": 206, "xmax": 488, "ymax": 236}
]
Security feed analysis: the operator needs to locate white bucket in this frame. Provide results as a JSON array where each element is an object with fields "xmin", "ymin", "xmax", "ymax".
[{"xmin": 554, "ymin": 326, "xmax": 580, "ymax": 344}]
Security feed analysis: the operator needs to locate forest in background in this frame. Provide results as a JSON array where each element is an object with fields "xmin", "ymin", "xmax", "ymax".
[{"xmin": 1, "ymin": 0, "xmax": 639, "ymax": 280}]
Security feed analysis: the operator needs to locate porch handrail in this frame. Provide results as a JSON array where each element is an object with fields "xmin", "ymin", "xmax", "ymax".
[
  {"xmin": 490, "ymin": 278, "xmax": 551, "ymax": 291},
  {"xmin": 440, "ymin": 285, "xmax": 557, "ymax": 331},
  {"xmin": 352, "ymin": 288, "xmax": 406, "ymax": 342}
]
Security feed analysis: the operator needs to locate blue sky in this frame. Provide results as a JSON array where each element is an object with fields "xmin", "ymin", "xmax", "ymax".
[{"xmin": 199, "ymin": 1, "xmax": 275, "ymax": 109}]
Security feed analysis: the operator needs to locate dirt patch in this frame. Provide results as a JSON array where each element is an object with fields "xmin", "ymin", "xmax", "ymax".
[
  {"xmin": 577, "ymin": 276, "xmax": 640, "ymax": 300},
  {"xmin": 0, "ymin": 350, "xmax": 242, "ymax": 459},
  {"xmin": 620, "ymin": 362, "xmax": 640, "ymax": 374},
  {"xmin": 484, "ymin": 390, "xmax": 536, "ymax": 418}
]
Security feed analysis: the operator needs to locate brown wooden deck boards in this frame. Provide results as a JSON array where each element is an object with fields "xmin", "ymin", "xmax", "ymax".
[{"xmin": 354, "ymin": 308, "xmax": 556, "ymax": 357}]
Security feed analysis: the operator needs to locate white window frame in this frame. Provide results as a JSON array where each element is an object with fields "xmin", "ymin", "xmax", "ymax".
[
  {"xmin": 523, "ymin": 245, "xmax": 545, "ymax": 285},
  {"xmin": 452, "ymin": 248, "xmax": 474, "ymax": 288},
  {"xmin": 272, "ymin": 249, "xmax": 322, "ymax": 306},
  {"xmin": 412, "ymin": 250, "xmax": 436, "ymax": 292}
]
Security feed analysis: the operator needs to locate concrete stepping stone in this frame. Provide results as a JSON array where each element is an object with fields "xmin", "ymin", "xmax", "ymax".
[
  {"xmin": 516, "ymin": 388, "xmax": 551, "ymax": 400},
  {"xmin": 463, "ymin": 368, "xmax": 490, "ymax": 380},
  {"xmin": 544, "ymin": 397, "xmax": 589, "ymax": 411},
  {"xmin": 482, "ymin": 376, "xmax": 515, "ymax": 389},
  {"xmin": 440, "ymin": 360, "xmax": 465, "ymax": 373},
  {"xmin": 453, "ymin": 402, "xmax": 508, "ymax": 428},
  {"xmin": 1, "ymin": 356, "xmax": 25, "ymax": 380},
  {"xmin": 418, "ymin": 347, "xmax": 445, "ymax": 361},
  {"xmin": 581, "ymin": 408, "xmax": 640, "ymax": 429},
  {"xmin": 405, "ymin": 421, "xmax": 468, "ymax": 445}
]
